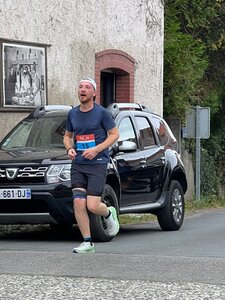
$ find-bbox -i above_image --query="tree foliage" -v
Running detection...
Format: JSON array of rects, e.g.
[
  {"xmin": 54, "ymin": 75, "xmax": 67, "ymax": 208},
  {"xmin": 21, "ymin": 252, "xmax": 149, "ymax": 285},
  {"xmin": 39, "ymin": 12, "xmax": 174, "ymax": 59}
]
[
  {"xmin": 164, "ymin": 0, "xmax": 225, "ymax": 119},
  {"xmin": 164, "ymin": 0, "xmax": 225, "ymax": 193},
  {"xmin": 164, "ymin": 16, "xmax": 208, "ymax": 117}
]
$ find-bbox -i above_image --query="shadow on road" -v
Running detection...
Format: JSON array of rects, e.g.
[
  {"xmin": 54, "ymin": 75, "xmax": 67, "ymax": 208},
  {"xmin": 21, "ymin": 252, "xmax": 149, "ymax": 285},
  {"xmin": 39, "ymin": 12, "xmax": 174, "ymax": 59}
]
[
  {"xmin": 0, "ymin": 224, "xmax": 81, "ymax": 241},
  {"xmin": 0, "ymin": 220, "xmax": 162, "ymax": 242}
]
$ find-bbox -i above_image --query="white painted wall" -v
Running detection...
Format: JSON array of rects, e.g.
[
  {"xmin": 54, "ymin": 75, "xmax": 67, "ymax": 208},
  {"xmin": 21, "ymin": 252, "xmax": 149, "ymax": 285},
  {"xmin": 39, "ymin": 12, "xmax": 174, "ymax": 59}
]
[{"xmin": 0, "ymin": 0, "xmax": 164, "ymax": 139}]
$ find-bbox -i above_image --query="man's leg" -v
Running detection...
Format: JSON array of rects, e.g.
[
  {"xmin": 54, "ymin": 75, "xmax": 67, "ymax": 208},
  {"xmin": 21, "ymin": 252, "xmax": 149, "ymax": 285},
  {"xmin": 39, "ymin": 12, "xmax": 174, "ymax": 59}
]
[
  {"xmin": 87, "ymin": 195, "xmax": 120, "ymax": 237},
  {"xmin": 72, "ymin": 188, "xmax": 95, "ymax": 253},
  {"xmin": 73, "ymin": 189, "xmax": 91, "ymax": 238},
  {"xmin": 86, "ymin": 195, "xmax": 108, "ymax": 216},
  {"xmin": 86, "ymin": 163, "xmax": 109, "ymax": 216}
]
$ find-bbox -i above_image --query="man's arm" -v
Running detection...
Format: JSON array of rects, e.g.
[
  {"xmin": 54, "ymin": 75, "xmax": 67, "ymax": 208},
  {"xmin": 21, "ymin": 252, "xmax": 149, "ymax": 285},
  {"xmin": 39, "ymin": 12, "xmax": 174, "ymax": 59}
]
[
  {"xmin": 63, "ymin": 130, "xmax": 76, "ymax": 160},
  {"xmin": 82, "ymin": 127, "xmax": 119, "ymax": 160},
  {"xmin": 96, "ymin": 127, "xmax": 119, "ymax": 153}
]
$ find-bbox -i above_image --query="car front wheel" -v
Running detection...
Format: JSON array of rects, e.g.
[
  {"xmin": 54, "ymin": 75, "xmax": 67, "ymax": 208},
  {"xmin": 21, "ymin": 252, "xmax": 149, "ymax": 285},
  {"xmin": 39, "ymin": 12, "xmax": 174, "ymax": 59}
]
[
  {"xmin": 157, "ymin": 180, "xmax": 185, "ymax": 231},
  {"xmin": 89, "ymin": 184, "xmax": 119, "ymax": 242}
]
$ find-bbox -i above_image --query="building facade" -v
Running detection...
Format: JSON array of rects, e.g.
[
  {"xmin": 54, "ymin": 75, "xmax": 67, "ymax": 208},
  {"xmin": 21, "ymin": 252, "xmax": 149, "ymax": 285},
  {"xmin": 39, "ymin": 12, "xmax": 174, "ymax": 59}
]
[{"xmin": 0, "ymin": 0, "xmax": 164, "ymax": 140}]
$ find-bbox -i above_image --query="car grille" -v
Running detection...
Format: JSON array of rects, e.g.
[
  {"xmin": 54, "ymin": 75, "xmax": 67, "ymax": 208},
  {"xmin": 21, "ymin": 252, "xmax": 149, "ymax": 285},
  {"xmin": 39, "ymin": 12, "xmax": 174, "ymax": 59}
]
[{"xmin": 0, "ymin": 166, "xmax": 48, "ymax": 184}]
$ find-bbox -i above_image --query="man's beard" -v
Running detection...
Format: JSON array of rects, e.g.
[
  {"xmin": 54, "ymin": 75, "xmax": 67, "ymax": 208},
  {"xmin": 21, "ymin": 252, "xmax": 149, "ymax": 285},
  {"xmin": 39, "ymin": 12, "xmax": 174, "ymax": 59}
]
[{"xmin": 79, "ymin": 95, "xmax": 93, "ymax": 103}]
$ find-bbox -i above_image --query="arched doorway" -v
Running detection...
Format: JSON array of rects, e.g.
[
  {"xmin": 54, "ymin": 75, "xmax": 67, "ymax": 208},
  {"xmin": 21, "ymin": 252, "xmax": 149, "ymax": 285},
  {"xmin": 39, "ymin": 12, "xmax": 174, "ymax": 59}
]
[{"xmin": 95, "ymin": 49, "xmax": 135, "ymax": 107}]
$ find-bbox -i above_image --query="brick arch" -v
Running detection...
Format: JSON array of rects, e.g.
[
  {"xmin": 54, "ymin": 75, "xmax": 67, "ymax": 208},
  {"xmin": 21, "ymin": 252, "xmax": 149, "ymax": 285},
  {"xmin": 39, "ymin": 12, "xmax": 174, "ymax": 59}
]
[{"xmin": 95, "ymin": 49, "xmax": 135, "ymax": 104}]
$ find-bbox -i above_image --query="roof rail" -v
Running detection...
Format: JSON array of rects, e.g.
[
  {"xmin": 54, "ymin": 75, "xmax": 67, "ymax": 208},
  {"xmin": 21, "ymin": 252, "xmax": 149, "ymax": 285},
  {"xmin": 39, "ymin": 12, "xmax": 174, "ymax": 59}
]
[
  {"xmin": 29, "ymin": 105, "xmax": 73, "ymax": 118},
  {"xmin": 107, "ymin": 102, "xmax": 152, "ymax": 117}
]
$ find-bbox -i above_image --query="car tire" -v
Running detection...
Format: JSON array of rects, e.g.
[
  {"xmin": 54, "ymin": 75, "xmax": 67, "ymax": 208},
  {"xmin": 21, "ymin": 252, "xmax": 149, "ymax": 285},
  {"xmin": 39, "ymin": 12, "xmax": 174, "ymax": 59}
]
[
  {"xmin": 89, "ymin": 184, "xmax": 119, "ymax": 242},
  {"xmin": 157, "ymin": 180, "xmax": 185, "ymax": 231}
]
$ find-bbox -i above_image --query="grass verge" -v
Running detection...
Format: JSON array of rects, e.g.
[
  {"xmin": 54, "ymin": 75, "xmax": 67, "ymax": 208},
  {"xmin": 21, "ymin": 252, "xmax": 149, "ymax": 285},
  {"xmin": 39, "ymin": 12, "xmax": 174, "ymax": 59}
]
[
  {"xmin": 119, "ymin": 214, "xmax": 156, "ymax": 225},
  {"xmin": 186, "ymin": 196, "xmax": 225, "ymax": 211}
]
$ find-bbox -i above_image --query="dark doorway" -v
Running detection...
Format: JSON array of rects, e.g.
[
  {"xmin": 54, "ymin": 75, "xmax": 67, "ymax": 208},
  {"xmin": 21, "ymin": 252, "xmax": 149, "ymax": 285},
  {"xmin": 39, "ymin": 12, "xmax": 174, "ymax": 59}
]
[{"xmin": 101, "ymin": 71, "xmax": 115, "ymax": 107}]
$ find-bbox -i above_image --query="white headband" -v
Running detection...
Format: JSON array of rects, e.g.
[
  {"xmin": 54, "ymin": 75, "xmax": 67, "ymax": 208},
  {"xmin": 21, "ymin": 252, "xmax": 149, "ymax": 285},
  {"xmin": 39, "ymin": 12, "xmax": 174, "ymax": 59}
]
[{"xmin": 79, "ymin": 77, "xmax": 97, "ymax": 90}]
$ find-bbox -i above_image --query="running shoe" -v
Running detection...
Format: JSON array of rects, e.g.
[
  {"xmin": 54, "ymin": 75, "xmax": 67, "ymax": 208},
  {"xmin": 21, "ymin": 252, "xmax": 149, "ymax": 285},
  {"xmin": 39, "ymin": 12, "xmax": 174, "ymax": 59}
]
[
  {"xmin": 72, "ymin": 242, "xmax": 95, "ymax": 253},
  {"xmin": 105, "ymin": 206, "xmax": 120, "ymax": 236}
]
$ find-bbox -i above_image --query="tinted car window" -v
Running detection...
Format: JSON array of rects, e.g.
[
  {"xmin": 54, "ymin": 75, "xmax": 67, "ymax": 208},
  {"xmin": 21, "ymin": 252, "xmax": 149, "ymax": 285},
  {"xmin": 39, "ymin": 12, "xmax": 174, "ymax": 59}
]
[
  {"xmin": 135, "ymin": 116, "xmax": 155, "ymax": 148},
  {"xmin": 151, "ymin": 116, "xmax": 176, "ymax": 148},
  {"xmin": 118, "ymin": 117, "xmax": 137, "ymax": 144},
  {"xmin": 1, "ymin": 119, "xmax": 34, "ymax": 149},
  {"xmin": 1, "ymin": 116, "xmax": 66, "ymax": 150}
]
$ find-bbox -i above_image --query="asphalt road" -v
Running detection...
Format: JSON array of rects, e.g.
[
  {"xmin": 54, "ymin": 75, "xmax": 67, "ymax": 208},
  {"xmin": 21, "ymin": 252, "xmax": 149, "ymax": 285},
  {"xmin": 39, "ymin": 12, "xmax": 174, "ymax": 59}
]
[{"xmin": 1, "ymin": 208, "xmax": 225, "ymax": 299}]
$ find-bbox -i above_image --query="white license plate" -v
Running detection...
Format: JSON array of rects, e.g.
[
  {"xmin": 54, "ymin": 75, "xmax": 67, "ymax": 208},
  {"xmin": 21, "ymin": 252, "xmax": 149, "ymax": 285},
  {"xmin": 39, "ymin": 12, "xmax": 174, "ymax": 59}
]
[{"xmin": 0, "ymin": 189, "xmax": 31, "ymax": 199}]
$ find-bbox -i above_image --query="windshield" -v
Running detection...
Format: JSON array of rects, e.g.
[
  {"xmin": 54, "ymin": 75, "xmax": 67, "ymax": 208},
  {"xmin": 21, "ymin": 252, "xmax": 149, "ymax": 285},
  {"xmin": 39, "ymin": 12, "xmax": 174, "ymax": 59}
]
[{"xmin": 0, "ymin": 115, "xmax": 67, "ymax": 151}]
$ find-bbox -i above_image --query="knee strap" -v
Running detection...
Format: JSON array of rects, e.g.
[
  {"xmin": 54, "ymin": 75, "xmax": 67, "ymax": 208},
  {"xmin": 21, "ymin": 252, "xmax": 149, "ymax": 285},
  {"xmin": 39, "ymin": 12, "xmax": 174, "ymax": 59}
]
[{"xmin": 72, "ymin": 188, "xmax": 87, "ymax": 200}]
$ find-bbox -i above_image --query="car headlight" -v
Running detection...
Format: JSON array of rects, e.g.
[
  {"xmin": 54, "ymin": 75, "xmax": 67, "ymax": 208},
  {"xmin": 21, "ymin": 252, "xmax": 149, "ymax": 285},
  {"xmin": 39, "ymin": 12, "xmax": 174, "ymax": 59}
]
[{"xmin": 47, "ymin": 164, "xmax": 71, "ymax": 183}]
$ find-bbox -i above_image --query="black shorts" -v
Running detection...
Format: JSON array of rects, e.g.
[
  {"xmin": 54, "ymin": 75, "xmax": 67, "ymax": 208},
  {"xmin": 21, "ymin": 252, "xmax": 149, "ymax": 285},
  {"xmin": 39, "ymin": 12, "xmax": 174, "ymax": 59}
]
[{"xmin": 71, "ymin": 163, "xmax": 107, "ymax": 196}]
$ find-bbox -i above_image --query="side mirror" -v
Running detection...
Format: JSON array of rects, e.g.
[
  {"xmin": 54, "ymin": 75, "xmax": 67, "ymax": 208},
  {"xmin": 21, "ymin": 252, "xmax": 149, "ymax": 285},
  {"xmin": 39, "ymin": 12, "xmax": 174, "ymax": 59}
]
[{"xmin": 118, "ymin": 141, "xmax": 137, "ymax": 152}]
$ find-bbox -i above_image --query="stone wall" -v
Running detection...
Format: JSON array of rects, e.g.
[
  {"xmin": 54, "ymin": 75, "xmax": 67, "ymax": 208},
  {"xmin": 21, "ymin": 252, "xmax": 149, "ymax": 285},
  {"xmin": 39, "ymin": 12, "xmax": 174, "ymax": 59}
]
[
  {"xmin": 182, "ymin": 149, "xmax": 195, "ymax": 200},
  {"xmin": 0, "ymin": 0, "xmax": 163, "ymax": 140},
  {"xmin": 166, "ymin": 117, "xmax": 195, "ymax": 200}
]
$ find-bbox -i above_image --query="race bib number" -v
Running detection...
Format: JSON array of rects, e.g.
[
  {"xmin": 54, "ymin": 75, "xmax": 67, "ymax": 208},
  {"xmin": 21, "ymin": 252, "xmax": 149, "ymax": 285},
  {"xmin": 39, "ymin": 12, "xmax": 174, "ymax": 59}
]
[{"xmin": 76, "ymin": 134, "xmax": 96, "ymax": 151}]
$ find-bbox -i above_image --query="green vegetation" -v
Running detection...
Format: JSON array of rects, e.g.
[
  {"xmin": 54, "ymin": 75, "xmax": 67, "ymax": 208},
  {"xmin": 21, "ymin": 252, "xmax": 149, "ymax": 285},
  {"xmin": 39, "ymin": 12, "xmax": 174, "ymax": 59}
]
[
  {"xmin": 164, "ymin": 0, "xmax": 225, "ymax": 196},
  {"xmin": 119, "ymin": 214, "xmax": 156, "ymax": 225},
  {"xmin": 186, "ymin": 196, "xmax": 225, "ymax": 211},
  {"xmin": 164, "ymin": 0, "xmax": 225, "ymax": 118}
]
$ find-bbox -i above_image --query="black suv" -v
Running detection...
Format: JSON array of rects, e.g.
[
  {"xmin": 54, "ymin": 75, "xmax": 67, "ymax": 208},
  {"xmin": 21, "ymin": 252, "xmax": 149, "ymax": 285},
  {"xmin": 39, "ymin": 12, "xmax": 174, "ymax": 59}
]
[{"xmin": 0, "ymin": 103, "xmax": 187, "ymax": 241}]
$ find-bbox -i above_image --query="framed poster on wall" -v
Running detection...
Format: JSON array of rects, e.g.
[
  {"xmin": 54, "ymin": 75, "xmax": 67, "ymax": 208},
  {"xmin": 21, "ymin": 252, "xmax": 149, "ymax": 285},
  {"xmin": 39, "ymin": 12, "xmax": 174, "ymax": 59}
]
[{"xmin": 0, "ymin": 40, "xmax": 48, "ymax": 111}]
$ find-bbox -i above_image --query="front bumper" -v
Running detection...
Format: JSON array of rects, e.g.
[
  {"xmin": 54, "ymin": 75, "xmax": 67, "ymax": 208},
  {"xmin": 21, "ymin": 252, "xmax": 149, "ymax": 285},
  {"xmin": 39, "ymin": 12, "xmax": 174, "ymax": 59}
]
[{"xmin": 0, "ymin": 182, "xmax": 75, "ymax": 225}]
